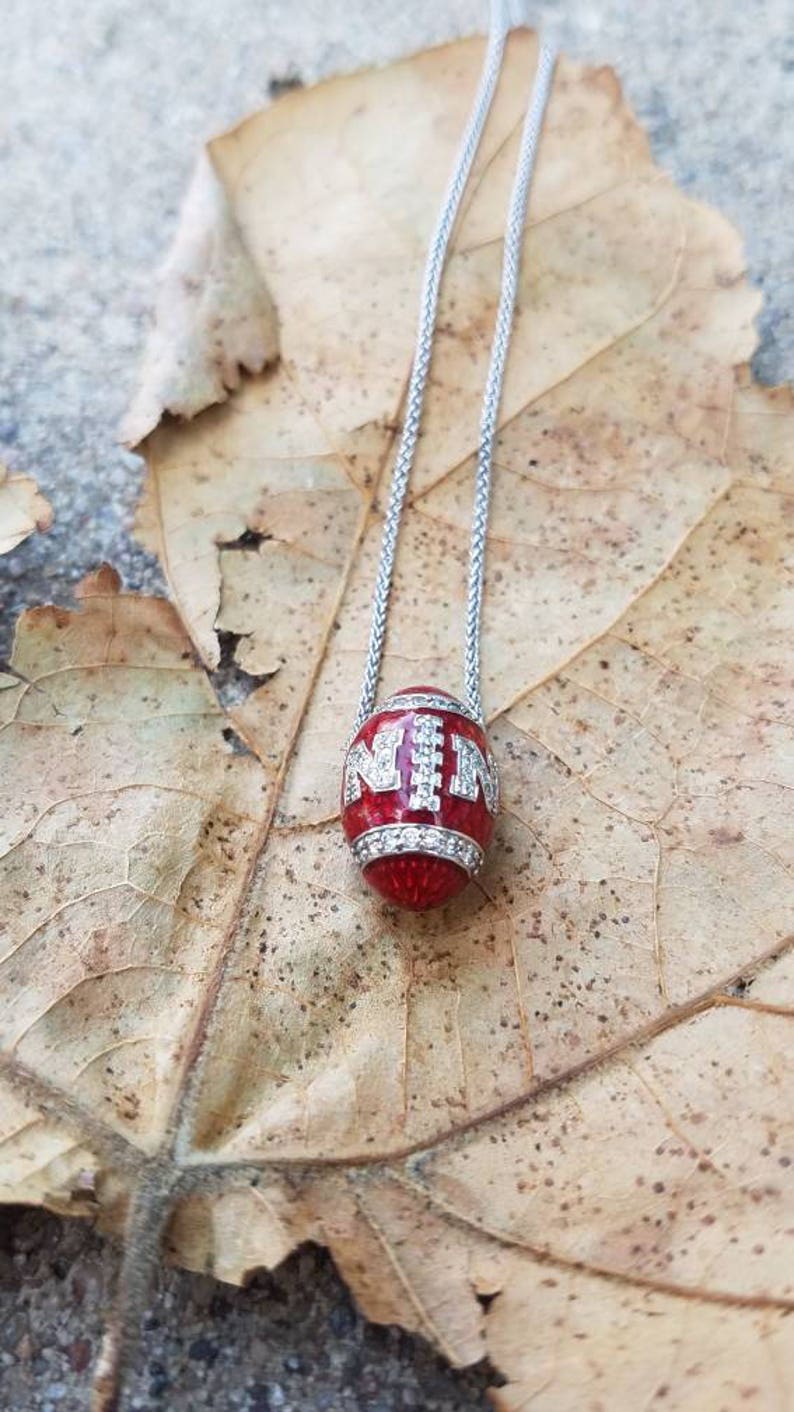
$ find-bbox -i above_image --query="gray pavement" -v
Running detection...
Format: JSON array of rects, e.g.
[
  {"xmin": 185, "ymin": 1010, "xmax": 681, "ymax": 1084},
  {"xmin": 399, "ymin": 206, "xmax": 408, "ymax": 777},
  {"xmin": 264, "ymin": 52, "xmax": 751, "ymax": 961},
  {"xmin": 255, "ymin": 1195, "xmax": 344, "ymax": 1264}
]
[{"xmin": 1, "ymin": 1, "xmax": 792, "ymax": 1407}]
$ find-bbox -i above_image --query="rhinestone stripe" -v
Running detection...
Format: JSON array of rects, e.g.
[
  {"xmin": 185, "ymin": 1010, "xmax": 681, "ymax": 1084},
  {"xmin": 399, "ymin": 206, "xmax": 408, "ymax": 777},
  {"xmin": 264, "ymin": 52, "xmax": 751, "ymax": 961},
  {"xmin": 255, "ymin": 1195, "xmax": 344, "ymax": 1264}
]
[
  {"xmin": 408, "ymin": 714, "xmax": 444, "ymax": 810},
  {"xmin": 368, "ymin": 691, "xmax": 482, "ymax": 725},
  {"xmin": 350, "ymin": 823, "xmax": 484, "ymax": 878}
]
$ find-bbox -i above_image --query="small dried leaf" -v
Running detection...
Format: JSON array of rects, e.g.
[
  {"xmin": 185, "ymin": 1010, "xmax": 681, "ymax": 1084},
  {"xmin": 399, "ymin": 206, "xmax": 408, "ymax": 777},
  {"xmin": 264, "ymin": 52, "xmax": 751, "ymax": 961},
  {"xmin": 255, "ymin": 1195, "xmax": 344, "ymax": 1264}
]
[
  {"xmin": 122, "ymin": 151, "xmax": 279, "ymax": 447},
  {"xmin": 0, "ymin": 462, "xmax": 52, "ymax": 554}
]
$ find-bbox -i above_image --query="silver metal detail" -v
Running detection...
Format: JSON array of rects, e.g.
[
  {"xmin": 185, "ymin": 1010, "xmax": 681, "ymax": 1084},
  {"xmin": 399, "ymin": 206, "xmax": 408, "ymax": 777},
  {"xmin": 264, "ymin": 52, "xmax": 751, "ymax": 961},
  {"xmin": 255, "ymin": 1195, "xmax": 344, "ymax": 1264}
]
[
  {"xmin": 488, "ymin": 751, "xmax": 500, "ymax": 814},
  {"xmin": 351, "ymin": 823, "xmax": 485, "ymax": 878},
  {"xmin": 344, "ymin": 726, "xmax": 404, "ymax": 805},
  {"xmin": 408, "ymin": 714, "xmax": 444, "ymax": 810},
  {"xmin": 450, "ymin": 733, "xmax": 500, "ymax": 816},
  {"xmin": 351, "ymin": 9, "xmax": 557, "ymax": 734},
  {"xmin": 463, "ymin": 42, "xmax": 556, "ymax": 721},
  {"xmin": 368, "ymin": 690, "xmax": 481, "ymax": 726}
]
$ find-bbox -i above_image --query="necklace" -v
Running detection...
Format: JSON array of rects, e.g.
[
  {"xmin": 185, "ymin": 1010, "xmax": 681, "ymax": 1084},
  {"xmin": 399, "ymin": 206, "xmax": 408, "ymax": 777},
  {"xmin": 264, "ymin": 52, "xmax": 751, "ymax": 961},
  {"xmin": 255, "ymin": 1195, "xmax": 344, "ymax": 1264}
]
[{"xmin": 341, "ymin": 11, "xmax": 556, "ymax": 911}]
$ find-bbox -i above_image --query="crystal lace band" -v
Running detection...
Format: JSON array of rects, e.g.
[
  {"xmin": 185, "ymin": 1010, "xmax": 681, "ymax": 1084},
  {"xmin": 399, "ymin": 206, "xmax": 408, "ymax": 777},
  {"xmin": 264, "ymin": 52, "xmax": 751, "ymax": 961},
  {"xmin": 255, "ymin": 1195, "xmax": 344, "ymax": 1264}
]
[
  {"xmin": 364, "ymin": 691, "xmax": 483, "ymax": 726},
  {"xmin": 350, "ymin": 822, "xmax": 485, "ymax": 878}
]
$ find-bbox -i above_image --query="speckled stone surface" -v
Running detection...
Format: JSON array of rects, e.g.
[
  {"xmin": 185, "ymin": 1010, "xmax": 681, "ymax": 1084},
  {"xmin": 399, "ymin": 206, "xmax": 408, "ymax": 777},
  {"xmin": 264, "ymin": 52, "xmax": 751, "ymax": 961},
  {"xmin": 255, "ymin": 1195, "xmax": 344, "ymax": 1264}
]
[{"xmin": 1, "ymin": 0, "xmax": 792, "ymax": 1407}]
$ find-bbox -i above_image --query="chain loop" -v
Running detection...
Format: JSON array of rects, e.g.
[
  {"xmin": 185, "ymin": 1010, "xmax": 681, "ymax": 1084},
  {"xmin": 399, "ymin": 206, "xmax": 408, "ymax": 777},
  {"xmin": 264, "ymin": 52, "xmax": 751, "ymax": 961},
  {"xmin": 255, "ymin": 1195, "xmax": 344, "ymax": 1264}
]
[
  {"xmin": 352, "ymin": 5, "xmax": 556, "ymax": 733},
  {"xmin": 463, "ymin": 42, "xmax": 556, "ymax": 719}
]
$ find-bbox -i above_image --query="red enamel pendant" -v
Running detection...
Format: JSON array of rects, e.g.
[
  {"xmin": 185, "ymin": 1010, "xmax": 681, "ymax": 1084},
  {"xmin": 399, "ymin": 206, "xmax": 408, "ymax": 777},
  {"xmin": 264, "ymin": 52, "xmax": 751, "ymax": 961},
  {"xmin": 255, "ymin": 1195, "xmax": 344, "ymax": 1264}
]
[{"xmin": 341, "ymin": 686, "xmax": 499, "ymax": 911}]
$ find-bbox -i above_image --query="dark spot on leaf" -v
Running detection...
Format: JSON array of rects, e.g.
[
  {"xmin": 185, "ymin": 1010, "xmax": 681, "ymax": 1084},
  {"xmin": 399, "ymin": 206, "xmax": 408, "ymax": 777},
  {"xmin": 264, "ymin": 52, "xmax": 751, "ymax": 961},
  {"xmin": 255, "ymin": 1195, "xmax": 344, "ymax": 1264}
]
[
  {"xmin": 218, "ymin": 527, "xmax": 271, "ymax": 552},
  {"xmin": 268, "ymin": 69, "xmax": 304, "ymax": 99}
]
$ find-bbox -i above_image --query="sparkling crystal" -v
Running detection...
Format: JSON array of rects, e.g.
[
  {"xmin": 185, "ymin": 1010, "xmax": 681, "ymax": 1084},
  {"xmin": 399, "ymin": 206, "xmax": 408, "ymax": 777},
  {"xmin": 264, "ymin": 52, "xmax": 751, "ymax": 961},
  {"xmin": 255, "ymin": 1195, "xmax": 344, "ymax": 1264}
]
[{"xmin": 342, "ymin": 684, "xmax": 497, "ymax": 911}]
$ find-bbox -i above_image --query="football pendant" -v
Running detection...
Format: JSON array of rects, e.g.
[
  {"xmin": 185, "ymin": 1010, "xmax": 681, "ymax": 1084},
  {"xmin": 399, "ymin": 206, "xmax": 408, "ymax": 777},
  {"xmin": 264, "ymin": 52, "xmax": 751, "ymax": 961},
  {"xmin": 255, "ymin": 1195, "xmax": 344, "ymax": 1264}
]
[{"xmin": 341, "ymin": 686, "xmax": 499, "ymax": 911}]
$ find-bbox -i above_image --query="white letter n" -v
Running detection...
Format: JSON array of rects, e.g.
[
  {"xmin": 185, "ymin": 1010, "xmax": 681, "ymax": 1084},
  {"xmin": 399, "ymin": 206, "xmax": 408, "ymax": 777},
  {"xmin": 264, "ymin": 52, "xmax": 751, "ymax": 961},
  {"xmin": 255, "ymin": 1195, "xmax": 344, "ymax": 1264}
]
[
  {"xmin": 450, "ymin": 733, "xmax": 499, "ymax": 815},
  {"xmin": 344, "ymin": 726, "xmax": 404, "ymax": 805}
]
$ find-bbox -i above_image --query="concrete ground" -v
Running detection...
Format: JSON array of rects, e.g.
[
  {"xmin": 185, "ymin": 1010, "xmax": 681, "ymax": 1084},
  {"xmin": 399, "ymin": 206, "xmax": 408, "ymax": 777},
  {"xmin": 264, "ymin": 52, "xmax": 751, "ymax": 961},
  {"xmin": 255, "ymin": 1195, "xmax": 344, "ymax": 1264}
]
[{"xmin": 1, "ymin": 0, "xmax": 791, "ymax": 1408}]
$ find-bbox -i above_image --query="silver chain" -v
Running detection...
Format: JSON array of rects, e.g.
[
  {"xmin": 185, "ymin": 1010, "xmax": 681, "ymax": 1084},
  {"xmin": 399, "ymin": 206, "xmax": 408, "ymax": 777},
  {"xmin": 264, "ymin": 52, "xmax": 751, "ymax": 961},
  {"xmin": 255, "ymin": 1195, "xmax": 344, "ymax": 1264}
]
[
  {"xmin": 352, "ymin": 7, "xmax": 557, "ymax": 733},
  {"xmin": 463, "ymin": 39, "xmax": 556, "ymax": 720}
]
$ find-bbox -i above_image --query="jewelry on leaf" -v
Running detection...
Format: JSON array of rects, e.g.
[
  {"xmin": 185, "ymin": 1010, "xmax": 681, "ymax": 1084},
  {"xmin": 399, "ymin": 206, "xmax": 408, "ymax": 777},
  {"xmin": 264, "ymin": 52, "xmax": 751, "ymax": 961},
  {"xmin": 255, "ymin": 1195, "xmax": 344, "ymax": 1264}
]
[{"xmin": 341, "ymin": 7, "xmax": 557, "ymax": 911}]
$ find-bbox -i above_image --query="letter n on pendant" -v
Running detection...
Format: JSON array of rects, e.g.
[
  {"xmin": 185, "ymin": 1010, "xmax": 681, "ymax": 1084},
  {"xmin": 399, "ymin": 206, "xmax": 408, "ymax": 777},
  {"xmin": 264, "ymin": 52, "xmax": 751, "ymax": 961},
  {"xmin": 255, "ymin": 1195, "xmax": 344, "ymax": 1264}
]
[
  {"xmin": 450, "ymin": 732, "xmax": 500, "ymax": 815},
  {"xmin": 344, "ymin": 726, "xmax": 404, "ymax": 805}
]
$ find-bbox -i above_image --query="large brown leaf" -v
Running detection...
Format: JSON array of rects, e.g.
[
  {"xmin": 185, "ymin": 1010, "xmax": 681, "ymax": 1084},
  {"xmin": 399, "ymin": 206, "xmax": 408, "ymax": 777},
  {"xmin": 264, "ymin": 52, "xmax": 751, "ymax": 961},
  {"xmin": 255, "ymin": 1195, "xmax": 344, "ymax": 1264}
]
[{"xmin": 1, "ymin": 32, "xmax": 792, "ymax": 1411}]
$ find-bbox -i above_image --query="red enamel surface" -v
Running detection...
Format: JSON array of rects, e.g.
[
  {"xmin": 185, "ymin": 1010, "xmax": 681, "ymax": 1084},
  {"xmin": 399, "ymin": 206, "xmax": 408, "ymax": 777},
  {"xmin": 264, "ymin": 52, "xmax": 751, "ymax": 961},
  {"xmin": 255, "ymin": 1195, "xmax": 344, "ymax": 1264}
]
[
  {"xmin": 364, "ymin": 855, "xmax": 470, "ymax": 911},
  {"xmin": 342, "ymin": 685, "xmax": 495, "ymax": 911}
]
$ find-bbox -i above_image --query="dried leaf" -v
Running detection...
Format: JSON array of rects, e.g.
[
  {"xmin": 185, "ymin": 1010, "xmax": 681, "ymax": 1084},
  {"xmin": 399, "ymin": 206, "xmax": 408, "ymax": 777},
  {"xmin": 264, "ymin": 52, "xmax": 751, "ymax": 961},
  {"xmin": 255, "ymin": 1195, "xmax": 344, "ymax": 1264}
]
[
  {"xmin": 121, "ymin": 152, "xmax": 279, "ymax": 446},
  {"xmin": 0, "ymin": 462, "xmax": 52, "ymax": 554},
  {"xmin": 1, "ymin": 32, "xmax": 792, "ymax": 1411}
]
